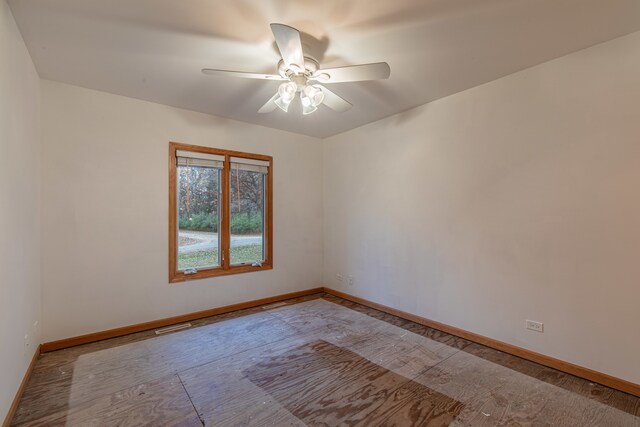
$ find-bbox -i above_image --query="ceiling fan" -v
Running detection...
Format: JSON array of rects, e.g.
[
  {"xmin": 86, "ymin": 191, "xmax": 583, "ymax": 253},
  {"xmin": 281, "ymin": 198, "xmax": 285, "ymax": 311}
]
[{"xmin": 202, "ymin": 23, "xmax": 391, "ymax": 115}]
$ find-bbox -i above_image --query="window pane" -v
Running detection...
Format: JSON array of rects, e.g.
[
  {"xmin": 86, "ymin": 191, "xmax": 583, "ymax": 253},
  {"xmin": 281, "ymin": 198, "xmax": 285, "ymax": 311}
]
[
  {"xmin": 177, "ymin": 165, "xmax": 221, "ymax": 270},
  {"xmin": 230, "ymin": 165, "xmax": 265, "ymax": 265}
]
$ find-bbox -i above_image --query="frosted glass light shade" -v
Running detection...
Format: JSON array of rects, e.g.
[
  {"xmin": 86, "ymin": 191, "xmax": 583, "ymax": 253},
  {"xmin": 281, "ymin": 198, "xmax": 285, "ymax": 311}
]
[{"xmin": 304, "ymin": 85, "xmax": 324, "ymax": 106}]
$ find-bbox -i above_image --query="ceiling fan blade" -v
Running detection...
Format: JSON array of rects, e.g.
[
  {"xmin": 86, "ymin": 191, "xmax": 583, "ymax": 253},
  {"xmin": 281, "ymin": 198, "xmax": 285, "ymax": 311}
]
[
  {"xmin": 202, "ymin": 69, "xmax": 285, "ymax": 80},
  {"xmin": 319, "ymin": 86, "xmax": 352, "ymax": 113},
  {"xmin": 312, "ymin": 62, "xmax": 390, "ymax": 83},
  {"xmin": 270, "ymin": 23, "xmax": 305, "ymax": 71},
  {"xmin": 258, "ymin": 93, "xmax": 279, "ymax": 114}
]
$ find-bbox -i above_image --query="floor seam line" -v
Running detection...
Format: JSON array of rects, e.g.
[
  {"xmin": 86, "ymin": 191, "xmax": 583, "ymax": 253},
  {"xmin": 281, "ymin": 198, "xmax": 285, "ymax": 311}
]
[
  {"xmin": 325, "ymin": 293, "xmax": 470, "ymax": 381},
  {"xmin": 177, "ymin": 372, "xmax": 205, "ymax": 426},
  {"xmin": 173, "ymin": 320, "xmax": 309, "ymax": 375},
  {"xmin": 407, "ymin": 345, "xmax": 463, "ymax": 384},
  {"xmin": 149, "ymin": 306, "xmax": 316, "ymax": 377}
]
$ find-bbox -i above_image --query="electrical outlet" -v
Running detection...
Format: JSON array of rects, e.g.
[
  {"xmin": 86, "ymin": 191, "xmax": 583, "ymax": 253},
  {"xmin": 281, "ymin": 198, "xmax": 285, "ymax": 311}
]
[
  {"xmin": 525, "ymin": 320, "xmax": 544, "ymax": 333},
  {"xmin": 336, "ymin": 273, "xmax": 344, "ymax": 282},
  {"xmin": 347, "ymin": 275, "xmax": 354, "ymax": 286}
]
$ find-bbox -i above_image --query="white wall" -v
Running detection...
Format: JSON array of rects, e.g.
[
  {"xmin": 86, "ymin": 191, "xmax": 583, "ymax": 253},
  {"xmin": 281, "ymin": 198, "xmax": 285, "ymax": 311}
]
[
  {"xmin": 323, "ymin": 32, "xmax": 640, "ymax": 384},
  {"xmin": 0, "ymin": 0, "xmax": 41, "ymax": 420},
  {"xmin": 40, "ymin": 80, "xmax": 323, "ymax": 342},
  {"xmin": 8, "ymin": 7, "xmax": 640, "ymax": 398}
]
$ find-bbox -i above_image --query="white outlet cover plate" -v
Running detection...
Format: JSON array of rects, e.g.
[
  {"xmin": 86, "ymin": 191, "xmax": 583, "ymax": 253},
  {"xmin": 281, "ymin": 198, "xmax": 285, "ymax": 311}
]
[{"xmin": 525, "ymin": 320, "xmax": 544, "ymax": 333}]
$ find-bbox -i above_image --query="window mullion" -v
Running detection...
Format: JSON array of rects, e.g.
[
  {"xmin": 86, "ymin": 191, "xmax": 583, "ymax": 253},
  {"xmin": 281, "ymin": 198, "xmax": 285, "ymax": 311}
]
[{"xmin": 221, "ymin": 155, "xmax": 231, "ymax": 270}]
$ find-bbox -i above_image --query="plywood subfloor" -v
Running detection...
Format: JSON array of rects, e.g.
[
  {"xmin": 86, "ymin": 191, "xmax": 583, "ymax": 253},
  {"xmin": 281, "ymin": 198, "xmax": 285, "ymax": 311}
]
[{"xmin": 10, "ymin": 294, "xmax": 640, "ymax": 426}]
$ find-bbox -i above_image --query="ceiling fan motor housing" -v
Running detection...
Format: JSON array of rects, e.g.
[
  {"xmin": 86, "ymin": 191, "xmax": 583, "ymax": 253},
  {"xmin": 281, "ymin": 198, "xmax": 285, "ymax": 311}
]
[{"xmin": 278, "ymin": 57, "xmax": 319, "ymax": 81}]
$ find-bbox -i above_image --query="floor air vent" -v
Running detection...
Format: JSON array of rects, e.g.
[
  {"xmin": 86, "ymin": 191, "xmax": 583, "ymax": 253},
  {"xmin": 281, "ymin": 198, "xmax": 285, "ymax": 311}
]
[{"xmin": 155, "ymin": 323, "xmax": 192, "ymax": 335}]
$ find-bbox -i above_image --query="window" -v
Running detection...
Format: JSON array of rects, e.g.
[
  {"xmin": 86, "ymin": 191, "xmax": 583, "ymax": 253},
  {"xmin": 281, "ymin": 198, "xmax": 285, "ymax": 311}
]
[{"xmin": 169, "ymin": 142, "xmax": 272, "ymax": 282}]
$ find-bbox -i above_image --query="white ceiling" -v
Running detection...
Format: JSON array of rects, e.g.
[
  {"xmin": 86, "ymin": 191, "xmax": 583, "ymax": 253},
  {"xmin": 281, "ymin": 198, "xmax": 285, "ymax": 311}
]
[{"xmin": 9, "ymin": 0, "xmax": 640, "ymax": 138}]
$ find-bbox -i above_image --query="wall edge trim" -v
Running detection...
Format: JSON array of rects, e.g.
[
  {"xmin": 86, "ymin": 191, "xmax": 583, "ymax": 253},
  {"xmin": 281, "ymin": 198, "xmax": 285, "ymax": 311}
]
[{"xmin": 2, "ymin": 345, "xmax": 41, "ymax": 427}]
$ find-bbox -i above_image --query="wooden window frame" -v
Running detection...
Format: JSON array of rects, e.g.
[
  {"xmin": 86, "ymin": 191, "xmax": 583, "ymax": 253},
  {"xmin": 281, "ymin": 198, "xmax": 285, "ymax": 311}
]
[{"xmin": 169, "ymin": 142, "xmax": 273, "ymax": 283}]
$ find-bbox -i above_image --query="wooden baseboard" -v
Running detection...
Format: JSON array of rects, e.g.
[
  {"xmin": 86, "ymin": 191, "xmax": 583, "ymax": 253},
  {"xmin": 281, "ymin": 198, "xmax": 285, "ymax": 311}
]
[
  {"xmin": 323, "ymin": 287, "xmax": 640, "ymax": 398},
  {"xmin": 2, "ymin": 345, "xmax": 41, "ymax": 427},
  {"xmin": 35, "ymin": 285, "xmax": 640, "ymax": 398},
  {"xmin": 41, "ymin": 288, "xmax": 324, "ymax": 353}
]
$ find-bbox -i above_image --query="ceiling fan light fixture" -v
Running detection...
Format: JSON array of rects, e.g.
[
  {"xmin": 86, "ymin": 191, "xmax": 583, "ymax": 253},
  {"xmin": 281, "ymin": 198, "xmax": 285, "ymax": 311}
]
[
  {"xmin": 274, "ymin": 81, "xmax": 297, "ymax": 112},
  {"xmin": 302, "ymin": 103, "xmax": 318, "ymax": 115},
  {"xmin": 278, "ymin": 81, "xmax": 297, "ymax": 102},
  {"xmin": 274, "ymin": 95, "xmax": 292, "ymax": 112},
  {"xmin": 300, "ymin": 84, "xmax": 325, "ymax": 115},
  {"xmin": 304, "ymin": 85, "xmax": 325, "ymax": 107},
  {"xmin": 301, "ymin": 93, "xmax": 311, "ymax": 107}
]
